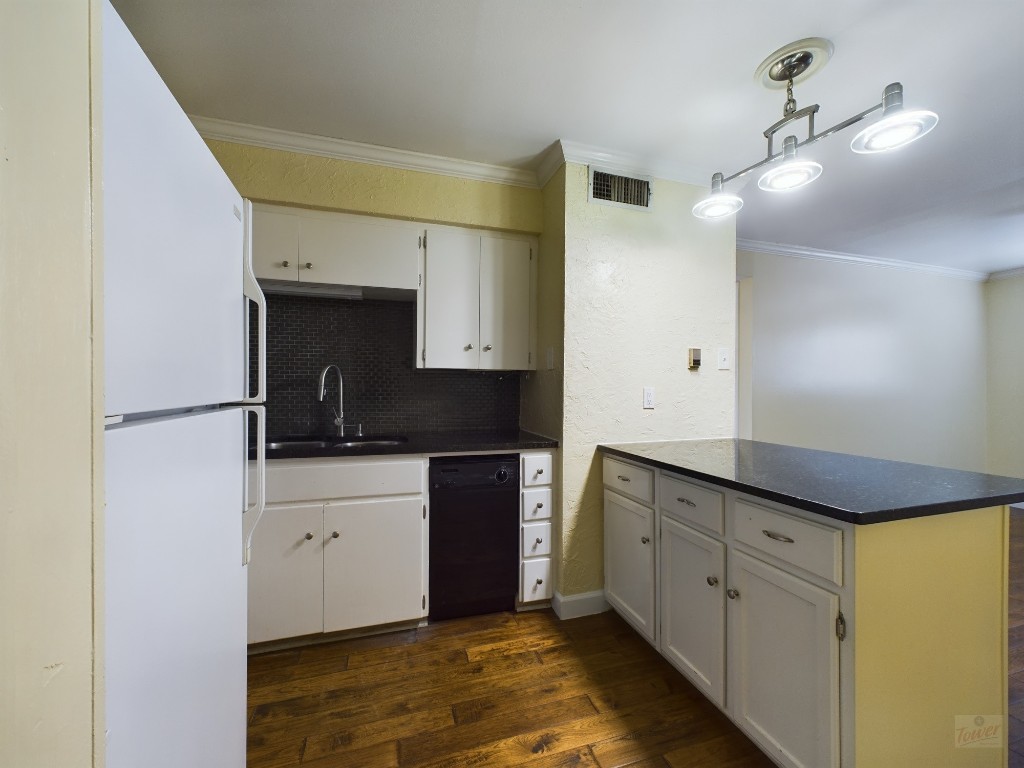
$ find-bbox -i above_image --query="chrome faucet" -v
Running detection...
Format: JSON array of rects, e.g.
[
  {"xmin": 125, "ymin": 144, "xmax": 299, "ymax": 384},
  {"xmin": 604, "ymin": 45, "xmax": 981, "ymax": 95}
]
[{"xmin": 317, "ymin": 364, "xmax": 344, "ymax": 436}]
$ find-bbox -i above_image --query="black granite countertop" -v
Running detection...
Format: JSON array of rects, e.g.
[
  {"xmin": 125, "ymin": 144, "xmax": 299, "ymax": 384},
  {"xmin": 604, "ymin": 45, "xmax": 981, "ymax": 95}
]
[
  {"xmin": 257, "ymin": 429, "xmax": 557, "ymax": 461},
  {"xmin": 598, "ymin": 439, "xmax": 1024, "ymax": 524}
]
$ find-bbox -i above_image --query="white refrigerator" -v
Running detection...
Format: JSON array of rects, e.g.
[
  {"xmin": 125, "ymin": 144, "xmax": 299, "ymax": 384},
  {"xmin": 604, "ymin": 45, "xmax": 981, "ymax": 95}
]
[{"xmin": 102, "ymin": 3, "xmax": 266, "ymax": 767}]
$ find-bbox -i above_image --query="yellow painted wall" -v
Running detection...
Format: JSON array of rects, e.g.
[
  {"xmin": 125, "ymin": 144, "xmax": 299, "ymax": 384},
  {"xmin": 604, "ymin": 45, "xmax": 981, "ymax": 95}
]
[
  {"xmin": 986, "ymin": 274, "xmax": 1024, "ymax": 479},
  {"xmin": 558, "ymin": 163, "xmax": 737, "ymax": 594},
  {"xmin": 0, "ymin": 2, "xmax": 102, "ymax": 766},
  {"xmin": 854, "ymin": 507, "xmax": 1008, "ymax": 766},
  {"xmin": 206, "ymin": 140, "xmax": 544, "ymax": 234}
]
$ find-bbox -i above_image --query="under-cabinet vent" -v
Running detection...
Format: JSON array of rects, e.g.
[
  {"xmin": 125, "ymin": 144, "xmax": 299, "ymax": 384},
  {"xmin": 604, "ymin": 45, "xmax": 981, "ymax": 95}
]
[{"xmin": 588, "ymin": 166, "xmax": 653, "ymax": 210}]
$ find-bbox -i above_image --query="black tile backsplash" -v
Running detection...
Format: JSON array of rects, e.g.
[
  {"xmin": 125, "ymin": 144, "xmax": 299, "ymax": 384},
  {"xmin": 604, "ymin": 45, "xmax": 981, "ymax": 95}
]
[{"xmin": 250, "ymin": 294, "xmax": 520, "ymax": 437}]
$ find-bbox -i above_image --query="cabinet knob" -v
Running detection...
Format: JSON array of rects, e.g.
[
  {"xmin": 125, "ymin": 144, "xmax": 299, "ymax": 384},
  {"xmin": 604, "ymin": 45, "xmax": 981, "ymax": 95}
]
[
  {"xmin": 465, "ymin": 343, "xmax": 474, "ymax": 351},
  {"xmin": 706, "ymin": 576, "xmax": 718, "ymax": 587},
  {"xmin": 536, "ymin": 578, "xmax": 544, "ymax": 585},
  {"xmin": 331, "ymin": 531, "xmax": 340, "ymax": 539},
  {"xmin": 641, "ymin": 536, "xmax": 650, "ymax": 544},
  {"xmin": 535, "ymin": 537, "xmax": 543, "ymax": 545},
  {"xmin": 281, "ymin": 260, "xmax": 290, "ymax": 268},
  {"xmin": 727, "ymin": 588, "xmax": 740, "ymax": 600},
  {"xmin": 304, "ymin": 532, "xmax": 314, "ymax": 541},
  {"xmin": 536, "ymin": 502, "xmax": 544, "ymax": 509},
  {"xmin": 483, "ymin": 344, "xmax": 493, "ymax": 351},
  {"xmin": 536, "ymin": 468, "xmax": 544, "ymax": 475},
  {"xmin": 304, "ymin": 262, "xmax": 313, "ymax": 269}
]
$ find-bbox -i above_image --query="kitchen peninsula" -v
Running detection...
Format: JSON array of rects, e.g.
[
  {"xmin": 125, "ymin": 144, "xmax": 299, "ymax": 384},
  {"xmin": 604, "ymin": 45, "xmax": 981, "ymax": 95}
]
[{"xmin": 599, "ymin": 438, "xmax": 1024, "ymax": 768}]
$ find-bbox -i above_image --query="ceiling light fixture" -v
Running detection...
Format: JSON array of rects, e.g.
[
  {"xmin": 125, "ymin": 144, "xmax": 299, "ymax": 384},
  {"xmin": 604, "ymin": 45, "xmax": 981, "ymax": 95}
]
[{"xmin": 692, "ymin": 38, "xmax": 938, "ymax": 219}]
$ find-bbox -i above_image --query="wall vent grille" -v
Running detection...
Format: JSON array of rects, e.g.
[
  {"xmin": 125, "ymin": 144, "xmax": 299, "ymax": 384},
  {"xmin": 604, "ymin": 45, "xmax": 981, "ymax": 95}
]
[{"xmin": 588, "ymin": 166, "xmax": 653, "ymax": 210}]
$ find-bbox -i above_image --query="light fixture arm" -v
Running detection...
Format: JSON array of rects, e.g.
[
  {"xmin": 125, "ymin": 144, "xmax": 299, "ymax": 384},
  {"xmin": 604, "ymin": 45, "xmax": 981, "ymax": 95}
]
[{"xmin": 718, "ymin": 86, "xmax": 894, "ymax": 186}]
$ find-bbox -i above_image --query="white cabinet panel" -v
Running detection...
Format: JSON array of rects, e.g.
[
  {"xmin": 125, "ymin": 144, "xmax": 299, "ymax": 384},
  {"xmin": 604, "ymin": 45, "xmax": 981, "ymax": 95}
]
[
  {"xmin": 323, "ymin": 497, "xmax": 425, "ymax": 632},
  {"xmin": 603, "ymin": 456, "xmax": 655, "ymax": 504},
  {"xmin": 103, "ymin": 2, "xmax": 244, "ymax": 415},
  {"xmin": 603, "ymin": 489, "xmax": 655, "ymax": 641},
  {"xmin": 479, "ymin": 236, "xmax": 531, "ymax": 370},
  {"xmin": 246, "ymin": 504, "xmax": 325, "ymax": 644},
  {"xmin": 522, "ymin": 488, "xmax": 552, "ymax": 521},
  {"xmin": 300, "ymin": 215, "xmax": 419, "ymax": 289},
  {"xmin": 660, "ymin": 516, "xmax": 726, "ymax": 707},
  {"xmin": 660, "ymin": 474, "xmax": 724, "ymax": 535},
  {"xmin": 423, "ymin": 228, "xmax": 481, "ymax": 368},
  {"xmin": 735, "ymin": 500, "xmax": 843, "ymax": 586},
  {"xmin": 522, "ymin": 522, "xmax": 552, "ymax": 557},
  {"xmin": 522, "ymin": 453, "xmax": 553, "ymax": 487},
  {"xmin": 729, "ymin": 550, "xmax": 839, "ymax": 768},
  {"xmin": 252, "ymin": 207, "xmax": 300, "ymax": 281},
  {"xmin": 521, "ymin": 558, "xmax": 553, "ymax": 601},
  {"xmin": 265, "ymin": 459, "xmax": 424, "ymax": 504}
]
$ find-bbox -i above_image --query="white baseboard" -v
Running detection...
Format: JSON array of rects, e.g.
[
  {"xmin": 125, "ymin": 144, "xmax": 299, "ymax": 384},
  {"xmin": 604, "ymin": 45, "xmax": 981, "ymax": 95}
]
[{"xmin": 552, "ymin": 590, "xmax": 608, "ymax": 620}]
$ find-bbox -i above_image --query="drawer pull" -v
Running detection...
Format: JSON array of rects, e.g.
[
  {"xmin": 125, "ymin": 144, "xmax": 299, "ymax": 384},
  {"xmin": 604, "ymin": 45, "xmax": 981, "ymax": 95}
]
[
  {"xmin": 483, "ymin": 344, "xmax": 493, "ymax": 351},
  {"xmin": 762, "ymin": 529, "xmax": 795, "ymax": 544},
  {"xmin": 331, "ymin": 531, "xmax": 340, "ymax": 539},
  {"xmin": 727, "ymin": 588, "xmax": 740, "ymax": 600},
  {"xmin": 536, "ymin": 468, "xmax": 545, "ymax": 475},
  {"xmin": 535, "ymin": 537, "xmax": 544, "ymax": 544},
  {"xmin": 676, "ymin": 497, "xmax": 696, "ymax": 507},
  {"xmin": 641, "ymin": 536, "xmax": 650, "ymax": 544},
  {"xmin": 536, "ymin": 578, "xmax": 544, "ymax": 585},
  {"xmin": 536, "ymin": 502, "xmax": 544, "ymax": 509},
  {"xmin": 706, "ymin": 576, "xmax": 719, "ymax": 587},
  {"xmin": 617, "ymin": 475, "xmax": 631, "ymax": 482},
  {"xmin": 304, "ymin": 262, "xmax": 313, "ymax": 270},
  {"xmin": 304, "ymin": 532, "xmax": 314, "ymax": 541}
]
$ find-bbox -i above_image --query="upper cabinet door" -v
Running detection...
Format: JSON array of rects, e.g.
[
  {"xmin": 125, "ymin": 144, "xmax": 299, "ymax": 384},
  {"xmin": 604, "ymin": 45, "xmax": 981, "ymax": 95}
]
[
  {"xmin": 479, "ymin": 236, "xmax": 531, "ymax": 370},
  {"xmin": 300, "ymin": 215, "xmax": 419, "ymax": 289},
  {"xmin": 423, "ymin": 228, "xmax": 481, "ymax": 368},
  {"xmin": 252, "ymin": 208, "xmax": 299, "ymax": 281},
  {"xmin": 103, "ymin": 2, "xmax": 245, "ymax": 415}
]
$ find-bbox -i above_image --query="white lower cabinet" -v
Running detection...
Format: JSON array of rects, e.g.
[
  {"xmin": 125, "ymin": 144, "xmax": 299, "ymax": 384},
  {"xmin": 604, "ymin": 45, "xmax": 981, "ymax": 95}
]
[
  {"xmin": 520, "ymin": 452, "xmax": 554, "ymax": 603},
  {"xmin": 603, "ymin": 488, "xmax": 655, "ymax": 641},
  {"xmin": 322, "ymin": 497, "xmax": 425, "ymax": 633},
  {"xmin": 247, "ymin": 458, "xmax": 427, "ymax": 644},
  {"xmin": 659, "ymin": 515, "xmax": 725, "ymax": 707},
  {"xmin": 729, "ymin": 550, "xmax": 839, "ymax": 768}
]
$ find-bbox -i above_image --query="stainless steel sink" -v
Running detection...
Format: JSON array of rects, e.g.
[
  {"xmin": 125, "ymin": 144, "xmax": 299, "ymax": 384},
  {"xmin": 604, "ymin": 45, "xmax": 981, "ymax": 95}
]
[
  {"xmin": 332, "ymin": 436, "xmax": 407, "ymax": 448},
  {"xmin": 266, "ymin": 440, "xmax": 333, "ymax": 450}
]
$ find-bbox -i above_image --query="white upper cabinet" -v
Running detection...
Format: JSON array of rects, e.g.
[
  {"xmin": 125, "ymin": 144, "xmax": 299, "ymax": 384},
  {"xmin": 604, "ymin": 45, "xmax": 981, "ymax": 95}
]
[
  {"xmin": 251, "ymin": 204, "xmax": 419, "ymax": 290},
  {"xmin": 420, "ymin": 228, "xmax": 536, "ymax": 370}
]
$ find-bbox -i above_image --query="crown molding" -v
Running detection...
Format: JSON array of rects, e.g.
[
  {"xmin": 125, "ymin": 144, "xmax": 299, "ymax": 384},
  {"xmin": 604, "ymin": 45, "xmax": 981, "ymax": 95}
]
[
  {"xmin": 534, "ymin": 139, "xmax": 707, "ymax": 189},
  {"xmin": 737, "ymin": 239, "xmax": 989, "ymax": 282},
  {"xmin": 189, "ymin": 115, "xmax": 539, "ymax": 188},
  {"xmin": 988, "ymin": 265, "xmax": 1024, "ymax": 281}
]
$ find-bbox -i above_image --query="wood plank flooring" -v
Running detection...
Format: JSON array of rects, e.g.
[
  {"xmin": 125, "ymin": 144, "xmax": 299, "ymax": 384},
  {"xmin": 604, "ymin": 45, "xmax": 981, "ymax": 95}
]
[
  {"xmin": 247, "ymin": 609, "xmax": 773, "ymax": 767},
  {"xmin": 249, "ymin": 507, "xmax": 1024, "ymax": 767}
]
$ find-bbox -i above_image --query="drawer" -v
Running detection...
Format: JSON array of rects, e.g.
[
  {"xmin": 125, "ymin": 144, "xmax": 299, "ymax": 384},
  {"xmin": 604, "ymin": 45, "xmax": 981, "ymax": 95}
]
[
  {"xmin": 734, "ymin": 500, "xmax": 843, "ymax": 586},
  {"xmin": 521, "ymin": 558, "xmax": 552, "ymax": 602},
  {"xmin": 265, "ymin": 459, "xmax": 424, "ymax": 503},
  {"xmin": 660, "ymin": 474, "xmax": 724, "ymax": 535},
  {"xmin": 522, "ymin": 522, "xmax": 552, "ymax": 557},
  {"xmin": 603, "ymin": 456, "xmax": 654, "ymax": 505},
  {"xmin": 522, "ymin": 454, "xmax": 553, "ymax": 487},
  {"xmin": 522, "ymin": 488, "xmax": 552, "ymax": 521}
]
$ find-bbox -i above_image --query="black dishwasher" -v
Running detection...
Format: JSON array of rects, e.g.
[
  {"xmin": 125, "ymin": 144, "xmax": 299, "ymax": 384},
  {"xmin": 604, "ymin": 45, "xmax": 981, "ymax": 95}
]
[{"xmin": 428, "ymin": 454, "xmax": 520, "ymax": 621}]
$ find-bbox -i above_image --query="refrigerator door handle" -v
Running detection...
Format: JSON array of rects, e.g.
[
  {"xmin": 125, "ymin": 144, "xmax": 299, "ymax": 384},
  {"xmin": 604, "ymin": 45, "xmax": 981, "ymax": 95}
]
[
  {"xmin": 241, "ymin": 200, "xmax": 266, "ymax": 405},
  {"xmin": 241, "ymin": 404, "xmax": 265, "ymax": 565}
]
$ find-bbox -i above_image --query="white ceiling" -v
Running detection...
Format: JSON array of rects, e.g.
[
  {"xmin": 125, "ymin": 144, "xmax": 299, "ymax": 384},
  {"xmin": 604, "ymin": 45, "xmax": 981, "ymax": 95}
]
[{"xmin": 112, "ymin": 0, "xmax": 1024, "ymax": 275}]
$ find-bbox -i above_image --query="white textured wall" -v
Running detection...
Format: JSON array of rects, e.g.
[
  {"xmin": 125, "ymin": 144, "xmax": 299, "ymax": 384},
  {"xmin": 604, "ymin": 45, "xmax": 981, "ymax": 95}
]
[
  {"xmin": 559, "ymin": 164, "xmax": 737, "ymax": 594},
  {"xmin": 738, "ymin": 250, "xmax": 988, "ymax": 472},
  {"xmin": 986, "ymin": 273, "xmax": 1024, "ymax": 478},
  {"xmin": 0, "ymin": 2, "xmax": 101, "ymax": 766}
]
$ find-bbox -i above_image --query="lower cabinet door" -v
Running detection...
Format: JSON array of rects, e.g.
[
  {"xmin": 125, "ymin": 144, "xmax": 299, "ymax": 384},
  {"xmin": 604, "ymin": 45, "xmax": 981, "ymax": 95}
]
[
  {"xmin": 247, "ymin": 503, "xmax": 325, "ymax": 644},
  {"xmin": 728, "ymin": 550, "xmax": 840, "ymax": 768},
  {"xmin": 323, "ymin": 497, "xmax": 425, "ymax": 632},
  {"xmin": 603, "ymin": 489, "xmax": 655, "ymax": 641},
  {"xmin": 660, "ymin": 516, "xmax": 726, "ymax": 707}
]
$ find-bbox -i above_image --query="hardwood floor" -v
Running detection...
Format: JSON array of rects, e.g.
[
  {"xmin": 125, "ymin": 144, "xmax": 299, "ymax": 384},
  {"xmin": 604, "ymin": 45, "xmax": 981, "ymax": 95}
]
[
  {"xmin": 247, "ymin": 609, "xmax": 773, "ymax": 767},
  {"xmin": 249, "ymin": 507, "xmax": 1024, "ymax": 767}
]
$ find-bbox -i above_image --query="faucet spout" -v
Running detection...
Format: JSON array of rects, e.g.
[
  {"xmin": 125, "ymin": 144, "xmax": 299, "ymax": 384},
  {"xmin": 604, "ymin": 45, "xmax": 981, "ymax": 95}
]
[{"xmin": 317, "ymin": 364, "xmax": 344, "ymax": 436}]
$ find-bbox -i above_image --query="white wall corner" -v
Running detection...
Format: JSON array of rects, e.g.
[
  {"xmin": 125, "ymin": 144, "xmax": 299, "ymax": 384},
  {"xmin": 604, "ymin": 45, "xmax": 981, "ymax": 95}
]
[
  {"xmin": 988, "ymin": 265, "xmax": 1024, "ymax": 281},
  {"xmin": 738, "ymin": 239, "xmax": 989, "ymax": 282},
  {"xmin": 552, "ymin": 589, "xmax": 609, "ymax": 620}
]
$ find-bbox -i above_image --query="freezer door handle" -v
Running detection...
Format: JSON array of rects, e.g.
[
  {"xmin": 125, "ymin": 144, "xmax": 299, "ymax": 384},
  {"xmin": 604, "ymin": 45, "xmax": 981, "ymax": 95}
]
[
  {"xmin": 241, "ymin": 200, "xmax": 266, "ymax": 405},
  {"xmin": 242, "ymin": 405, "xmax": 266, "ymax": 565}
]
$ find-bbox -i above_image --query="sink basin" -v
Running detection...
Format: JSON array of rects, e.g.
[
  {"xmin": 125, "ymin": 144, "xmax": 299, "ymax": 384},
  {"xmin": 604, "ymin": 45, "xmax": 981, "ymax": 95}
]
[
  {"xmin": 266, "ymin": 440, "xmax": 333, "ymax": 450},
  {"xmin": 332, "ymin": 436, "xmax": 408, "ymax": 448}
]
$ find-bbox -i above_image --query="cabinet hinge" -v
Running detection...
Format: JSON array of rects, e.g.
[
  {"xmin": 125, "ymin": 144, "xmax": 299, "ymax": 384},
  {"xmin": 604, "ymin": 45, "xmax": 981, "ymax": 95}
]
[
  {"xmin": 423, "ymin": 232, "xmax": 427, "ymax": 248},
  {"xmin": 418, "ymin": 273, "xmax": 422, "ymax": 287},
  {"xmin": 421, "ymin": 348, "xmax": 426, "ymax": 362},
  {"xmin": 422, "ymin": 595, "xmax": 426, "ymax": 610},
  {"xmin": 418, "ymin": 235, "xmax": 422, "ymax": 249},
  {"xmin": 836, "ymin": 611, "xmax": 847, "ymax": 641},
  {"xmin": 422, "ymin": 504, "xmax": 426, "ymax": 519}
]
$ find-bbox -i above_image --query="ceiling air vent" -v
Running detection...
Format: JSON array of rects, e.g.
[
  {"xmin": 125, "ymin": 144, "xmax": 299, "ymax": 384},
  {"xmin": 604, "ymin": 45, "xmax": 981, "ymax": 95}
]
[{"xmin": 588, "ymin": 166, "xmax": 653, "ymax": 211}]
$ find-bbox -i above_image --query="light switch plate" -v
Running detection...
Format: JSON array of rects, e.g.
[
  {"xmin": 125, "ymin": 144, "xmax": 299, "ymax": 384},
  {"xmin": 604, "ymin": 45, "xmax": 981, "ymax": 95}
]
[{"xmin": 717, "ymin": 347, "xmax": 733, "ymax": 370}]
